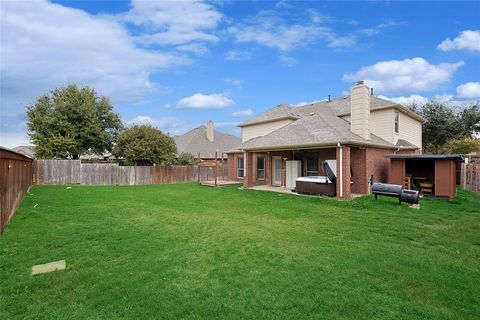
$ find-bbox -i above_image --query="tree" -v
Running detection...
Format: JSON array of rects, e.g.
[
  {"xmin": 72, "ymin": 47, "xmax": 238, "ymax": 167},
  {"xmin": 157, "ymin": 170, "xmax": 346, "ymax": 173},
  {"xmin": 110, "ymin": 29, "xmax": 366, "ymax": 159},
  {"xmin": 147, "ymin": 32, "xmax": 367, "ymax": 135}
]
[
  {"xmin": 440, "ymin": 137, "xmax": 480, "ymax": 155},
  {"xmin": 175, "ymin": 152, "xmax": 197, "ymax": 165},
  {"xmin": 113, "ymin": 125, "xmax": 177, "ymax": 165},
  {"xmin": 26, "ymin": 84, "xmax": 123, "ymax": 159},
  {"xmin": 410, "ymin": 101, "xmax": 480, "ymax": 153}
]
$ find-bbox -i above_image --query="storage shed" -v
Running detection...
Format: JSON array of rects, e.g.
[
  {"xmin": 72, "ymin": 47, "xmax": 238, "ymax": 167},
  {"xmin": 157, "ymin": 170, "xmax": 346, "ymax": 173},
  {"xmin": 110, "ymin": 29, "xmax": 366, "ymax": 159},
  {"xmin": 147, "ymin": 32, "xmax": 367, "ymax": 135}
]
[{"xmin": 385, "ymin": 154, "xmax": 464, "ymax": 199}]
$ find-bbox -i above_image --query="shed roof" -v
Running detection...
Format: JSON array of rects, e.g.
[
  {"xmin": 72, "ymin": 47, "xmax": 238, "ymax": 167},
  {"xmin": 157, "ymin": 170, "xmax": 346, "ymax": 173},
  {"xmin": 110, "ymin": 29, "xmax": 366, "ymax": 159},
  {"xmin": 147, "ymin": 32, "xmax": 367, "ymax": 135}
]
[
  {"xmin": 0, "ymin": 146, "xmax": 34, "ymax": 161},
  {"xmin": 385, "ymin": 154, "xmax": 464, "ymax": 160}
]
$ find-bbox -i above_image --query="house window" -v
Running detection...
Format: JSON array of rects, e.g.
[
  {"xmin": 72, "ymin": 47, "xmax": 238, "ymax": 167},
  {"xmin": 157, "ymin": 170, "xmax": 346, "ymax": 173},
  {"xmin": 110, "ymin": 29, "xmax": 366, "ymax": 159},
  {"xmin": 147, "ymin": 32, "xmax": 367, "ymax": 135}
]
[
  {"xmin": 237, "ymin": 157, "xmax": 244, "ymax": 178},
  {"xmin": 256, "ymin": 157, "xmax": 265, "ymax": 180},
  {"xmin": 306, "ymin": 152, "xmax": 319, "ymax": 176},
  {"xmin": 394, "ymin": 111, "xmax": 399, "ymax": 133}
]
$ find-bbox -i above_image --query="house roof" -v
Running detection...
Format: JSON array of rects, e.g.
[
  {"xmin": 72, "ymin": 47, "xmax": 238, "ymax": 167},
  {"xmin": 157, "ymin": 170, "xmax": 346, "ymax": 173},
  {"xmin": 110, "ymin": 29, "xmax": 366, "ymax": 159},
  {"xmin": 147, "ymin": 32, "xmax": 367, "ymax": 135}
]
[
  {"xmin": 396, "ymin": 139, "xmax": 418, "ymax": 149},
  {"xmin": 240, "ymin": 108, "xmax": 397, "ymax": 151},
  {"xmin": 174, "ymin": 125, "xmax": 241, "ymax": 158},
  {"xmin": 238, "ymin": 104, "xmax": 299, "ymax": 127},
  {"xmin": 239, "ymin": 95, "xmax": 424, "ymax": 128},
  {"xmin": 12, "ymin": 145, "xmax": 35, "ymax": 158}
]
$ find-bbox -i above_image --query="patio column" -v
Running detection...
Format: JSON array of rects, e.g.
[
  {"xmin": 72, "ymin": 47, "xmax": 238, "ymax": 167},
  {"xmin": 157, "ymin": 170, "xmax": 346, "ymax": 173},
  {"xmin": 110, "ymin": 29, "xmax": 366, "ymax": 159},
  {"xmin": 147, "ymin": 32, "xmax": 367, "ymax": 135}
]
[
  {"xmin": 336, "ymin": 145, "xmax": 351, "ymax": 199},
  {"xmin": 244, "ymin": 151, "xmax": 254, "ymax": 188}
]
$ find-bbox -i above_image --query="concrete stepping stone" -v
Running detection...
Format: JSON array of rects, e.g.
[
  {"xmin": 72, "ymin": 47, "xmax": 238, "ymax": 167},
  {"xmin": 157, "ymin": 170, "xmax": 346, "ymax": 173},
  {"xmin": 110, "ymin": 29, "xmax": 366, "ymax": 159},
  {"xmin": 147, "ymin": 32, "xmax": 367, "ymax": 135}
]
[{"xmin": 32, "ymin": 260, "xmax": 66, "ymax": 275}]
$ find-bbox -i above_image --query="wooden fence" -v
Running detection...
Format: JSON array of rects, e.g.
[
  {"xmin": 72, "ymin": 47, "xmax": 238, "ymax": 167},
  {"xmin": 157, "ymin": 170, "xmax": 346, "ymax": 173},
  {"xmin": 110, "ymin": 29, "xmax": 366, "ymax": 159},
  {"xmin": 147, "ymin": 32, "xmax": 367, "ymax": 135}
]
[
  {"xmin": 34, "ymin": 160, "xmax": 227, "ymax": 185},
  {"xmin": 0, "ymin": 148, "xmax": 34, "ymax": 234},
  {"xmin": 461, "ymin": 163, "xmax": 480, "ymax": 192}
]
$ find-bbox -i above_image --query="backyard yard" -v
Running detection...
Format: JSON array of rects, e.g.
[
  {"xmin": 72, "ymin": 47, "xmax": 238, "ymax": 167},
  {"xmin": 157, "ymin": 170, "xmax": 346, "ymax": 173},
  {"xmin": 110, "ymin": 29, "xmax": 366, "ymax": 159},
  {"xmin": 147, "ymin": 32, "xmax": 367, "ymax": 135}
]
[{"xmin": 1, "ymin": 183, "xmax": 479, "ymax": 319}]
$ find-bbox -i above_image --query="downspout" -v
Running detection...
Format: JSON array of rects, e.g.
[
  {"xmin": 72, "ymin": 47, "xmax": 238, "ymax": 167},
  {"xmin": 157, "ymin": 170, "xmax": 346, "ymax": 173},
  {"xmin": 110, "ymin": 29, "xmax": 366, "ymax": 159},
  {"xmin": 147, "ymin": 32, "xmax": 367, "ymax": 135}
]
[
  {"xmin": 393, "ymin": 147, "xmax": 400, "ymax": 155},
  {"xmin": 337, "ymin": 142, "xmax": 343, "ymax": 198}
]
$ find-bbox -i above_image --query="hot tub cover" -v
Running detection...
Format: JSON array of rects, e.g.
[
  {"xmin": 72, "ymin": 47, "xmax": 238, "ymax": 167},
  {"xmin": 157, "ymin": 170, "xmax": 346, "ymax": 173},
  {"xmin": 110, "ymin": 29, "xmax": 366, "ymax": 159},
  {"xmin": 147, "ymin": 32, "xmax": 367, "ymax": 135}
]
[{"xmin": 296, "ymin": 176, "xmax": 332, "ymax": 183}]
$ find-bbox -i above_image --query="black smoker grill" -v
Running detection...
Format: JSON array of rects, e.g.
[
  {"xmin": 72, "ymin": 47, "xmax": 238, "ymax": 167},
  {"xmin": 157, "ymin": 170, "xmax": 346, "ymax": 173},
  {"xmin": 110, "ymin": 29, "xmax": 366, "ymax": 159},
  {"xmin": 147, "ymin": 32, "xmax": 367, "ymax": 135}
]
[{"xmin": 371, "ymin": 182, "xmax": 419, "ymax": 205}]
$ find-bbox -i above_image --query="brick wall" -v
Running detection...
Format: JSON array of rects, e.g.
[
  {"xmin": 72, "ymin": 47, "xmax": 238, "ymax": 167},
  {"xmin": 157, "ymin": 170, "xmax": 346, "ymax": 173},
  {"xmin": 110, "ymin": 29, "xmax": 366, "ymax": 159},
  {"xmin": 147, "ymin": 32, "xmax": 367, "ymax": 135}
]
[
  {"xmin": 227, "ymin": 153, "xmax": 244, "ymax": 182},
  {"xmin": 366, "ymin": 147, "xmax": 393, "ymax": 186},
  {"xmin": 351, "ymin": 147, "xmax": 367, "ymax": 194}
]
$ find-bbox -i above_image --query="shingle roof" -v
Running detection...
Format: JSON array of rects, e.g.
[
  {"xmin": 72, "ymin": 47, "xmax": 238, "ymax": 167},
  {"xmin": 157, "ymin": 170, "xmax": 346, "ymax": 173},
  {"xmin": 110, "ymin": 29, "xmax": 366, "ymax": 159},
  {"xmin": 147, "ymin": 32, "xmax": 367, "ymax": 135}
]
[
  {"xmin": 238, "ymin": 104, "xmax": 299, "ymax": 127},
  {"xmin": 12, "ymin": 145, "xmax": 35, "ymax": 158},
  {"xmin": 396, "ymin": 139, "xmax": 419, "ymax": 149},
  {"xmin": 174, "ymin": 125, "xmax": 241, "ymax": 158},
  {"xmin": 239, "ymin": 95, "xmax": 423, "ymax": 128},
  {"xmin": 241, "ymin": 108, "xmax": 396, "ymax": 151}
]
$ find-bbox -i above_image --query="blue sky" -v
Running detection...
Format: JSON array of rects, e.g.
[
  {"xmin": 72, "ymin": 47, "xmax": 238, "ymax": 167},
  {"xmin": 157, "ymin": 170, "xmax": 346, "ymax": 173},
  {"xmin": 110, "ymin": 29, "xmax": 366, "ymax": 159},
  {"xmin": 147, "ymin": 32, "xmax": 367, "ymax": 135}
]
[{"xmin": 1, "ymin": 0, "xmax": 479, "ymax": 148}]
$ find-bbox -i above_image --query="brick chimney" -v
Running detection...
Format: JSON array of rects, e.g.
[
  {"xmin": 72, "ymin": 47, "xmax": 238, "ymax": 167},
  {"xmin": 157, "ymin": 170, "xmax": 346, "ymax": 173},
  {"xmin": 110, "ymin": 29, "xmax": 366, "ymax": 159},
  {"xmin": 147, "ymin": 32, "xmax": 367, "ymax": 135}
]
[
  {"xmin": 350, "ymin": 80, "xmax": 370, "ymax": 140},
  {"xmin": 207, "ymin": 120, "xmax": 214, "ymax": 142}
]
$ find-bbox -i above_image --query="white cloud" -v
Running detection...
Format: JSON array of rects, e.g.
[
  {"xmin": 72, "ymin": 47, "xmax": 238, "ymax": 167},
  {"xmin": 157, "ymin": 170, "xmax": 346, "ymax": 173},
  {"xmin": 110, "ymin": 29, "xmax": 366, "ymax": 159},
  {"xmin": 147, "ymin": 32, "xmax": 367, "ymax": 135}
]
[
  {"xmin": 164, "ymin": 103, "xmax": 171, "ymax": 109},
  {"xmin": 177, "ymin": 43, "xmax": 209, "ymax": 55},
  {"xmin": 176, "ymin": 93, "xmax": 234, "ymax": 109},
  {"xmin": 379, "ymin": 93, "xmax": 475, "ymax": 108},
  {"xmin": 123, "ymin": 0, "xmax": 222, "ymax": 46},
  {"xmin": 359, "ymin": 20, "xmax": 406, "ymax": 36},
  {"xmin": 232, "ymin": 109, "xmax": 253, "ymax": 117},
  {"xmin": 378, "ymin": 94, "xmax": 429, "ymax": 106},
  {"xmin": 127, "ymin": 116, "xmax": 156, "ymax": 126},
  {"xmin": 456, "ymin": 82, "xmax": 480, "ymax": 99},
  {"xmin": 224, "ymin": 78, "xmax": 243, "ymax": 87},
  {"xmin": 225, "ymin": 50, "xmax": 252, "ymax": 61},
  {"xmin": 0, "ymin": 0, "xmax": 187, "ymax": 109},
  {"xmin": 126, "ymin": 116, "xmax": 192, "ymax": 136},
  {"xmin": 438, "ymin": 30, "xmax": 480, "ymax": 52},
  {"xmin": 343, "ymin": 57, "xmax": 464, "ymax": 94},
  {"xmin": 227, "ymin": 10, "xmax": 354, "ymax": 51},
  {"xmin": 228, "ymin": 23, "xmax": 331, "ymax": 51},
  {"xmin": 279, "ymin": 55, "xmax": 296, "ymax": 66}
]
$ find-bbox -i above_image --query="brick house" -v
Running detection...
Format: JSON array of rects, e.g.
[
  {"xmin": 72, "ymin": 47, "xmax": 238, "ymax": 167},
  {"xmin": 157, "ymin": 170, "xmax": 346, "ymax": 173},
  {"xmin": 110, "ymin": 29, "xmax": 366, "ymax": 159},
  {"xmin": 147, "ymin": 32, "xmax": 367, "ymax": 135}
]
[{"xmin": 227, "ymin": 81, "xmax": 425, "ymax": 199}]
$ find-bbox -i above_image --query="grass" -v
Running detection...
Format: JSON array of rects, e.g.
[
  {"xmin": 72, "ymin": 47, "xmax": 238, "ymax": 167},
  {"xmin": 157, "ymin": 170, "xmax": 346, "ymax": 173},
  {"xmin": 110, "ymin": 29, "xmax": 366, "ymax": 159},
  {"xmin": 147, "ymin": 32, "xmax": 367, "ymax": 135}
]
[{"xmin": 1, "ymin": 183, "xmax": 479, "ymax": 319}]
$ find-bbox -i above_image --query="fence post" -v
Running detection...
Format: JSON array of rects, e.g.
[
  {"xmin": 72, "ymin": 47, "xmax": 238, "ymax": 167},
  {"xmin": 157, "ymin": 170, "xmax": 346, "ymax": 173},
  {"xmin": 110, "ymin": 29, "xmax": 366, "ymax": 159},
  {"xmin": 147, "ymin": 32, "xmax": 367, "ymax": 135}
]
[
  {"xmin": 214, "ymin": 151, "xmax": 218, "ymax": 187},
  {"xmin": 197, "ymin": 153, "xmax": 201, "ymax": 184},
  {"xmin": 461, "ymin": 163, "xmax": 466, "ymax": 189},
  {"xmin": 221, "ymin": 153, "xmax": 224, "ymax": 181}
]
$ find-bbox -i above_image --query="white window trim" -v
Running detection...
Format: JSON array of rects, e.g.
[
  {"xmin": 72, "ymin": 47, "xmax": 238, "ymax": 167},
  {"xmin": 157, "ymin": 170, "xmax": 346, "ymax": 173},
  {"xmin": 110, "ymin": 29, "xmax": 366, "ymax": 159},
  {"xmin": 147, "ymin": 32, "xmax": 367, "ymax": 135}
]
[{"xmin": 237, "ymin": 156, "xmax": 244, "ymax": 179}]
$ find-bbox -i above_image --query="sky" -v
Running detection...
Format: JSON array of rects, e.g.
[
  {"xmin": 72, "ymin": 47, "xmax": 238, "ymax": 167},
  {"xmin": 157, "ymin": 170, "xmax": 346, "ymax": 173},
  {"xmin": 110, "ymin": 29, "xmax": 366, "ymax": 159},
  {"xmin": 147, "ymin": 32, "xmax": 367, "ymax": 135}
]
[{"xmin": 1, "ymin": 0, "xmax": 479, "ymax": 148}]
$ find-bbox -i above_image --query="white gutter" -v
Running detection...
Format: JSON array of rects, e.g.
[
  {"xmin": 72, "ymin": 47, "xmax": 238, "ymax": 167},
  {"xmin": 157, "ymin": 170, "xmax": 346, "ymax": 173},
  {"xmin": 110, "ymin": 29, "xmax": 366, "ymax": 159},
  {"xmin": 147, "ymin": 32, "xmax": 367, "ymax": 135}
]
[{"xmin": 337, "ymin": 142, "xmax": 343, "ymax": 198}]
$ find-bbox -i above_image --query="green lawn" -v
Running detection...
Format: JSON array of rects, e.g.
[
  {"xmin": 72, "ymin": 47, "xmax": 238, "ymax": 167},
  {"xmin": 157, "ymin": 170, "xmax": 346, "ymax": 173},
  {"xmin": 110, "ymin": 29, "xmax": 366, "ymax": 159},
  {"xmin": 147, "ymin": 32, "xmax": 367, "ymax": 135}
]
[{"xmin": 1, "ymin": 184, "xmax": 479, "ymax": 319}]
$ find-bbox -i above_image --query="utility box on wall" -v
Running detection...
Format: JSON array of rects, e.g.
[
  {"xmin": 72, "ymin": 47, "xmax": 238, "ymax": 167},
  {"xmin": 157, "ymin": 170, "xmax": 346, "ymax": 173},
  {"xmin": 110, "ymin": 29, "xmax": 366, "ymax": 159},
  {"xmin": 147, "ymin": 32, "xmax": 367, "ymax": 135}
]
[{"xmin": 286, "ymin": 160, "xmax": 302, "ymax": 190}]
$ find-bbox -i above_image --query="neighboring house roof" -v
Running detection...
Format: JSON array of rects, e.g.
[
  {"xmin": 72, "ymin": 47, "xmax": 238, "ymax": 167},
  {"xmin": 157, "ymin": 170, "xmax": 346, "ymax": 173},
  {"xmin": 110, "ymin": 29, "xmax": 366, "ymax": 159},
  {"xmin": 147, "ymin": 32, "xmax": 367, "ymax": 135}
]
[
  {"xmin": 241, "ymin": 108, "xmax": 396, "ymax": 151},
  {"xmin": 239, "ymin": 95, "xmax": 424, "ymax": 128},
  {"xmin": 12, "ymin": 145, "xmax": 35, "ymax": 158},
  {"xmin": 80, "ymin": 152, "xmax": 113, "ymax": 160},
  {"xmin": 174, "ymin": 125, "xmax": 241, "ymax": 158},
  {"xmin": 1, "ymin": 146, "xmax": 34, "ymax": 160}
]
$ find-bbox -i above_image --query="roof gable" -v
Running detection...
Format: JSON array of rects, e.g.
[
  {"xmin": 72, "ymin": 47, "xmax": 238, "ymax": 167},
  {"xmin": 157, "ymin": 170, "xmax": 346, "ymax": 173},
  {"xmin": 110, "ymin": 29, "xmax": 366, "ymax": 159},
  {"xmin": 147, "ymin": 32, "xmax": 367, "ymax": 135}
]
[{"xmin": 174, "ymin": 126, "xmax": 241, "ymax": 158}]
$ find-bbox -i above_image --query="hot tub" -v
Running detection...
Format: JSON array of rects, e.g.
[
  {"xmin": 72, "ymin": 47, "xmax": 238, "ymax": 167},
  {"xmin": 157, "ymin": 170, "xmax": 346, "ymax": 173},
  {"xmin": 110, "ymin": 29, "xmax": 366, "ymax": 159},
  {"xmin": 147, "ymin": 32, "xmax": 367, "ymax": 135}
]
[{"xmin": 295, "ymin": 176, "xmax": 336, "ymax": 196}]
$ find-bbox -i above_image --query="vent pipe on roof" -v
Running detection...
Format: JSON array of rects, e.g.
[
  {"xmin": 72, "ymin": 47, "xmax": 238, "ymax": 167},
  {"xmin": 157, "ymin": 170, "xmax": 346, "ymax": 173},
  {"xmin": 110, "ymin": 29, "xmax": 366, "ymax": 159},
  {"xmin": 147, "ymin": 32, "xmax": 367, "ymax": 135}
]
[
  {"xmin": 328, "ymin": 94, "xmax": 331, "ymax": 102},
  {"xmin": 207, "ymin": 120, "xmax": 214, "ymax": 142}
]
